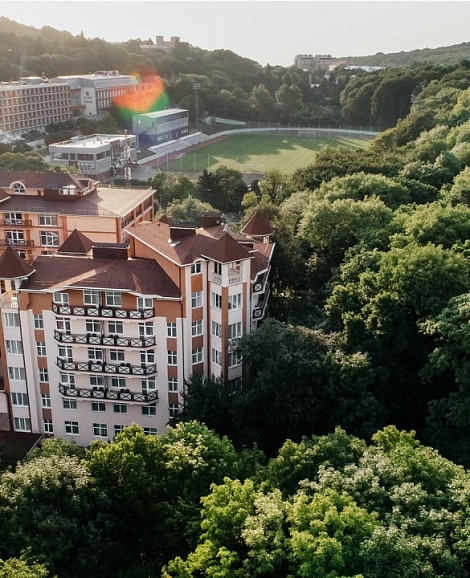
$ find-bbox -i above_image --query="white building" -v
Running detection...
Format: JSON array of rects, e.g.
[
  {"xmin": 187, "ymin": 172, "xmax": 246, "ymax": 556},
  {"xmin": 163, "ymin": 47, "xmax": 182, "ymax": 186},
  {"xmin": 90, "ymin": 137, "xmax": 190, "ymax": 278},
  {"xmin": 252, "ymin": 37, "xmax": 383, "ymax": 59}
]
[{"xmin": 132, "ymin": 109, "xmax": 189, "ymax": 148}]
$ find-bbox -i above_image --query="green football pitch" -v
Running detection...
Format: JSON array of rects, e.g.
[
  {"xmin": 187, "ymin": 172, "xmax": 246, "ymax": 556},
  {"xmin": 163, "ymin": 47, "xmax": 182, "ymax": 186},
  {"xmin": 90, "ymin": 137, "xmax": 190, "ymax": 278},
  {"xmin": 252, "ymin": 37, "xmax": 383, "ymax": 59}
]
[{"xmin": 162, "ymin": 134, "xmax": 371, "ymax": 175}]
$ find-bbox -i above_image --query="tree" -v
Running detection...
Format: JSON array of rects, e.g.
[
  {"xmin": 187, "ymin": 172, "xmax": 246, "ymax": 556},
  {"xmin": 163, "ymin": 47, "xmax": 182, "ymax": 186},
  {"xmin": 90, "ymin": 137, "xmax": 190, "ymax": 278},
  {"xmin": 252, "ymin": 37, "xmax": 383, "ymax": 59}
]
[
  {"xmin": 275, "ymin": 83, "xmax": 304, "ymax": 123},
  {"xmin": 0, "ymin": 556, "xmax": 52, "ymax": 578},
  {"xmin": 165, "ymin": 195, "xmax": 215, "ymax": 225},
  {"xmin": 150, "ymin": 172, "xmax": 195, "ymax": 209}
]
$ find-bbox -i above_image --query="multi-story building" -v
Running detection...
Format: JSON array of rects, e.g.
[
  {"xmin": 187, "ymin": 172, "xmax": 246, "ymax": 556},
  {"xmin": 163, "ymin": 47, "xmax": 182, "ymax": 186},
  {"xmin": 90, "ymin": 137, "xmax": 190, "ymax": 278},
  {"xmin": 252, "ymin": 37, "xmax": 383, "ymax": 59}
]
[
  {"xmin": 0, "ymin": 212, "xmax": 274, "ymax": 445},
  {"xmin": 132, "ymin": 109, "xmax": 189, "ymax": 148},
  {"xmin": 293, "ymin": 54, "xmax": 336, "ymax": 71},
  {"xmin": 0, "ymin": 170, "xmax": 155, "ymax": 262},
  {"xmin": 54, "ymin": 71, "xmax": 138, "ymax": 117},
  {"xmin": 48, "ymin": 133, "xmax": 138, "ymax": 179},
  {"xmin": 0, "ymin": 77, "xmax": 71, "ymax": 137}
]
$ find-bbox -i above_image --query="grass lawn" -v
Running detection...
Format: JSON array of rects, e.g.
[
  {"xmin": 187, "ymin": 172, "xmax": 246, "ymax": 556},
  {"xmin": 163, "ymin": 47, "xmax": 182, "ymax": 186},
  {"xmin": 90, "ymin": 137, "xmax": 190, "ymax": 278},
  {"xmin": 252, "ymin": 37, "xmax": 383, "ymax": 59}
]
[{"xmin": 164, "ymin": 134, "xmax": 370, "ymax": 175}]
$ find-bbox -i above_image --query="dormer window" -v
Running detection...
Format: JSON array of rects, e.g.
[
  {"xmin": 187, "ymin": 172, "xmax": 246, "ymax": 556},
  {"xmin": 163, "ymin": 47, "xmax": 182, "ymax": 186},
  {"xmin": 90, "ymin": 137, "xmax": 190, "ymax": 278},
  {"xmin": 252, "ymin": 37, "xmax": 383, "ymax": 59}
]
[{"xmin": 12, "ymin": 183, "xmax": 25, "ymax": 194}]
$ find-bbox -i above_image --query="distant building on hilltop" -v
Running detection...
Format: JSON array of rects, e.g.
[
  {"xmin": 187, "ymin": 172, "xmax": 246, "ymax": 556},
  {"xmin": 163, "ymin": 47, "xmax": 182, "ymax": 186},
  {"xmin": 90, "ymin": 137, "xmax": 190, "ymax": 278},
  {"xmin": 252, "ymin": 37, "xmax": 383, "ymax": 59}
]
[{"xmin": 293, "ymin": 54, "xmax": 337, "ymax": 71}]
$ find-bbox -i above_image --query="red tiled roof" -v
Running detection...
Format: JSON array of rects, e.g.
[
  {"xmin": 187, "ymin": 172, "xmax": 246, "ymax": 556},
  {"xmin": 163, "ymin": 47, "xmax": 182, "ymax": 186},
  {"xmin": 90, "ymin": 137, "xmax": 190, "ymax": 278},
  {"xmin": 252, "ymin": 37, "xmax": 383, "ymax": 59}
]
[
  {"xmin": 240, "ymin": 211, "xmax": 274, "ymax": 236},
  {"xmin": 57, "ymin": 229, "xmax": 94, "ymax": 255},
  {"xmin": 0, "ymin": 245, "xmax": 35, "ymax": 279},
  {"xmin": 23, "ymin": 254, "xmax": 181, "ymax": 299},
  {"xmin": 200, "ymin": 232, "xmax": 252, "ymax": 264},
  {"xmin": 0, "ymin": 170, "xmax": 88, "ymax": 190}
]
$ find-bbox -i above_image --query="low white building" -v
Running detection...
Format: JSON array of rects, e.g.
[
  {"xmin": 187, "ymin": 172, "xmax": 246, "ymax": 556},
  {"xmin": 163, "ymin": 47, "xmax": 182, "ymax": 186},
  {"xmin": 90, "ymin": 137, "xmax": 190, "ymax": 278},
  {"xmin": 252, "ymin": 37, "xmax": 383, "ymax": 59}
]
[{"xmin": 49, "ymin": 133, "xmax": 138, "ymax": 179}]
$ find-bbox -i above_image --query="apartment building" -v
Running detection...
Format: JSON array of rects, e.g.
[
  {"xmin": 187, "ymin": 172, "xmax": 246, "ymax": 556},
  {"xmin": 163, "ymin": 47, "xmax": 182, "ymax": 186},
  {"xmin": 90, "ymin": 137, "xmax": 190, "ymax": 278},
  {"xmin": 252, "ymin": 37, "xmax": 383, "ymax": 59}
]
[
  {"xmin": 48, "ymin": 133, "xmax": 138, "ymax": 179},
  {"xmin": 0, "ymin": 77, "xmax": 71, "ymax": 137},
  {"xmin": 0, "ymin": 212, "xmax": 274, "ymax": 445},
  {"xmin": 293, "ymin": 54, "xmax": 336, "ymax": 71},
  {"xmin": 132, "ymin": 109, "xmax": 189, "ymax": 148},
  {"xmin": 0, "ymin": 170, "xmax": 155, "ymax": 262}
]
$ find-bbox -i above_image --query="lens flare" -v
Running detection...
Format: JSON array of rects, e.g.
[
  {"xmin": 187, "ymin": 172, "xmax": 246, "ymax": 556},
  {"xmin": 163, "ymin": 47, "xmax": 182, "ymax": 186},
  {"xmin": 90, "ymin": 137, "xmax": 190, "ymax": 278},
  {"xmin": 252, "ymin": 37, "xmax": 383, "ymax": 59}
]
[{"xmin": 113, "ymin": 76, "xmax": 169, "ymax": 120}]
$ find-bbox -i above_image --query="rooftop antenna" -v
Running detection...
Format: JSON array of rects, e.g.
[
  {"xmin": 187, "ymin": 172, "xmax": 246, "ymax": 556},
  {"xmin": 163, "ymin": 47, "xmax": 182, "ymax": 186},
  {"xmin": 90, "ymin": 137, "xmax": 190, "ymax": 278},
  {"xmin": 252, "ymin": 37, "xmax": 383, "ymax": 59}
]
[{"xmin": 124, "ymin": 129, "xmax": 131, "ymax": 187}]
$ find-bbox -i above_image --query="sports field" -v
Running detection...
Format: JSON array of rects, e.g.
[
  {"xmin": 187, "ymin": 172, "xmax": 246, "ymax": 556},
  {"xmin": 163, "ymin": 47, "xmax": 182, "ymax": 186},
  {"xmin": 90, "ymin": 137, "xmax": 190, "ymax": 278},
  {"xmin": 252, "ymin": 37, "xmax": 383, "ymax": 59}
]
[{"xmin": 162, "ymin": 134, "xmax": 370, "ymax": 175}]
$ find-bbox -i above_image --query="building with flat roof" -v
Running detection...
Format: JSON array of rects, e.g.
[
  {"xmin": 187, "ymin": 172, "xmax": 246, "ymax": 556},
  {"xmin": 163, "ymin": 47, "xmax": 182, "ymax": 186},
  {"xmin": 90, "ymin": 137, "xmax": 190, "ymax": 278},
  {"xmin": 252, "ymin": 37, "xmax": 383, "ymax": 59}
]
[
  {"xmin": 132, "ymin": 109, "xmax": 189, "ymax": 148},
  {"xmin": 54, "ymin": 71, "xmax": 138, "ymax": 117},
  {"xmin": 0, "ymin": 170, "xmax": 154, "ymax": 262},
  {"xmin": 0, "ymin": 78, "xmax": 71, "ymax": 137},
  {"xmin": 0, "ymin": 211, "xmax": 274, "ymax": 445},
  {"xmin": 293, "ymin": 54, "xmax": 336, "ymax": 71},
  {"xmin": 48, "ymin": 133, "xmax": 138, "ymax": 180}
]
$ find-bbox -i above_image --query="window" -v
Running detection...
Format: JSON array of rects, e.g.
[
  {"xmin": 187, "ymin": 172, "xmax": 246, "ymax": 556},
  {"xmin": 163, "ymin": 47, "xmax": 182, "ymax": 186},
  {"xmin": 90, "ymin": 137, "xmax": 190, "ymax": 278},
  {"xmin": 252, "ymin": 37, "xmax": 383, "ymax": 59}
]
[
  {"xmin": 105, "ymin": 291, "xmax": 122, "ymax": 307},
  {"xmin": 214, "ymin": 261, "xmax": 222, "ymax": 275},
  {"xmin": 65, "ymin": 421, "xmax": 79, "ymax": 435},
  {"xmin": 110, "ymin": 349, "xmax": 125, "ymax": 362},
  {"xmin": 192, "ymin": 319, "xmax": 203, "ymax": 336},
  {"xmin": 211, "ymin": 292, "xmax": 222, "ymax": 309},
  {"xmin": 90, "ymin": 375, "xmax": 105, "ymax": 389},
  {"xmin": 141, "ymin": 377, "xmax": 156, "ymax": 393},
  {"xmin": 137, "ymin": 296, "xmax": 152, "ymax": 310},
  {"xmin": 91, "ymin": 402, "xmax": 106, "ymax": 412},
  {"xmin": 61, "ymin": 373, "xmax": 76, "ymax": 388},
  {"xmin": 8, "ymin": 367, "xmax": 25, "ymax": 381},
  {"xmin": 14, "ymin": 417, "xmax": 31, "ymax": 431},
  {"xmin": 93, "ymin": 423, "xmax": 108, "ymax": 437},
  {"xmin": 36, "ymin": 342, "xmax": 46, "ymax": 356},
  {"xmin": 86, "ymin": 319, "xmax": 101, "ymax": 333},
  {"xmin": 56, "ymin": 317, "xmax": 71, "ymax": 333},
  {"xmin": 3, "ymin": 312, "xmax": 19, "ymax": 327},
  {"xmin": 113, "ymin": 404, "xmax": 128, "ymax": 414},
  {"xmin": 141, "ymin": 350, "xmax": 155, "ymax": 364},
  {"xmin": 192, "ymin": 348, "xmax": 203, "ymax": 364},
  {"xmin": 11, "ymin": 392, "xmax": 28, "ymax": 406},
  {"xmin": 5, "ymin": 230, "xmax": 25, "ymax": 245},
  {"xmin": 191, "ymin": 291, "xmax": 202, "ymax": 308},
  {"xmin": 167, "ymin": 350, "xmax": 177, "ymax": 365},
  {"xmin": 12, "ymin": 183, "xmax": 25, "ymax": 195},
  {"xmin": 4, "ymin": 212, "xmax": 22, "ymax": 225},
  {"xmin": 211, "ymin": 321, "xmax": 222, "ymax": 337},
  {"xmin": 84, "ymin": 290, "xmax": 100, "ymax": 306},
  {"xmin": 41, "ymin": 393, "xmax": 51, "ymax": 407},
  {"xmin": 39, "ymin": 214, "xmax": 58, "ymax": 227},
  {"xmin": 114, "ymin": 425, "xmax": 124, "ymax": 437},
  {"xmin": 139, "ymin": 322, "xmax": 153, "ymax": 337},
  {"xmin": 142, "ymin": 405, "xmax": 156, "ymax": 416},
  {"xmin": 168, "ymin": 377, "xmax": 178, "ymax": 392},
  {"xmin": 169, "ymin": 404, "xmax": 179, "ymax": 418},
  {"xmin": 58, "ymin": 346, "xmax": 73, "ymax": 361},
  {"xmin": 53, "ymin": 292, "xmax": 69, "ymax": 306},
  {"xmin": 6, "ymin": 340, "xmax": 23, "ymax": 354},
  {"xmin": 191, "ymin": 262, "xmax": 202, "ymax": 274},
  {"xmin": 34, "ymin": 314, "xmax": 44, "ymax": 329},
  {"xmin": 211, "ymin": 348, "xmax": 222, "ymax": 365},
  {"xmin": 228, "ymin": 350, "xmax": 242, "ymax": 367},
  {"xmin": 228, "ymin": 322, "xmax": 242, "ymax": 339},
  {"xmin": 43, "ymin": 419, "xmax": 53, "ymax": 434},
  {"xmin": 63, "ymin": 399, "xmax": 77, "ymax": 410},
  {"xmin": 228, "ymin": 293, "xmax": 242, "ymax": 310},
  {"xmin": 40, "ymin": 231, "xmax": 59, "ymax": 247},
  {"xmin": 108, "ymin": 320, "xmax": 123, "ymax": 335},
  {"xmin": 167, "ymin": 322, "xmax": 177, "ymax": 337},
  {"xmin": 88, "ymin": 348, "xmax": 103, "ymax": 361},
  {"xmin": 111, "ymin": 377, "xmax": 126, "ymax": 389},
  {"xmin": 143, "ymin": 427, "xmax": 158, "ymax": 436}
]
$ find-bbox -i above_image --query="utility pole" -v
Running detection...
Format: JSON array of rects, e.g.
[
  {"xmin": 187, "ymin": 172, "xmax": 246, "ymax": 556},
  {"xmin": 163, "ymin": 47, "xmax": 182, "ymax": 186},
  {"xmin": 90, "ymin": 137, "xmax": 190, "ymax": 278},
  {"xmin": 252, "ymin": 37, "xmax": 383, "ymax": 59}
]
[{"xmin": 193, "ymin": 83, "xmax": 201, "ymax": 132}]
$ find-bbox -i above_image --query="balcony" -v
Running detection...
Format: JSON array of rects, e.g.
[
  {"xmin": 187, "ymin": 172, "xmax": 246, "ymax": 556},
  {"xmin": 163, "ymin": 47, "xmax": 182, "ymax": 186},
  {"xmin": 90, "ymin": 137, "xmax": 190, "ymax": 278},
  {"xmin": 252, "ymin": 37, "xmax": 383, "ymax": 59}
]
[
  {"xmin": 0, "ymin": 292, "xmax": 18, "ymax": 308},
  {"xmin": 54, "ymin": 330, "xmax": 156, "ymax": 348},
  {"xmin": 210, "ymin": 271, "xmax": 242, "ymax": 286},
  {"xmin": 58, "ymin": 383, "xmax": 159, "ymax": 403},
  {"xmin": 56, "ymin": 357, "xmax": 157, "ymax": 375},
  {"xmin": 0, "ymin": 239, "xmax": 34, "ymax": 247},
  {"xmin": 0, "ymin": 219, "xmax": 32, "ymax": 227},
  {"xmin": 52, "ymin": 303, "xmax": 154, "ymax": 319}
]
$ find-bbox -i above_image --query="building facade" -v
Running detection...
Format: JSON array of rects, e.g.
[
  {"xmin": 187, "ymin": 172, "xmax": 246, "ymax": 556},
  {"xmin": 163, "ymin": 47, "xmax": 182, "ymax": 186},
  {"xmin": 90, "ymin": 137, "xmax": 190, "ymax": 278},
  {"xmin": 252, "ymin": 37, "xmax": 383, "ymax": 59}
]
[
  {"xmin": 0, "ymin": 170, "xmax": 154, "ymax": 262},
  {"xmin": 54, "ymin": 71, "xmax": 139, "ymax": 117},
  {"xmin": 293, "ymin": 54, "xmax": 336, "ymax": 71},
  {"xmin": 0, "ymin": 77, "xmax": 71, "ymax": 137},
  {"xmin": 48, "ymin": 133, "xmax": 138, "ymax": 179},
  {"xmin": 132, "ymin": 109, "xmax": 189, "ymax": 148},
  {"xmin": 0, "ymin": 212, "xmax": 274, "ymax": 445}
]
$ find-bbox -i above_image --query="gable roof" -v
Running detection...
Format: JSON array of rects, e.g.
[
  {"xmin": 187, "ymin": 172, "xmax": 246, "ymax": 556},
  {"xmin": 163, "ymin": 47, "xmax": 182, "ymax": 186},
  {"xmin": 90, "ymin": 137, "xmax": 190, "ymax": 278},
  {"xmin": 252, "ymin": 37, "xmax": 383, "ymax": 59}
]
[
  {"xmin": 0, "ymin": 170, "xmax": 89, "ymax": 191},
  {"xmin": 0, "ymin": 245, "xmax": 35, "ymax": 279},
  {"xmin": 240, "ymin": 211, "xmax": 274, "ymax": 236}
]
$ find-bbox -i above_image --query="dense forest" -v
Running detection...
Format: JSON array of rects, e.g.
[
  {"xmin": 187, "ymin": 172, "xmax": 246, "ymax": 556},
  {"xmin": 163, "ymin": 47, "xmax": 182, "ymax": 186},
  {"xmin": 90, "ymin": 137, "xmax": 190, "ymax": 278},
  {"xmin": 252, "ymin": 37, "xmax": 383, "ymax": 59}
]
[{"xmin": 5, "ymin": 17, "xmax": 470, "ymax": 578}]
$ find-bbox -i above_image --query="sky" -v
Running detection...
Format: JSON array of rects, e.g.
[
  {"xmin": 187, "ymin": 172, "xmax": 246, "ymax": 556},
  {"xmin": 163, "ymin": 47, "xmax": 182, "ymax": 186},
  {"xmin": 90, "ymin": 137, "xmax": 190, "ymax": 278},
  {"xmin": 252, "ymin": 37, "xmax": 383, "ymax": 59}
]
[{"xmin": 1, "ymin": 1, "xmax": 470, "ymax": 67}]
